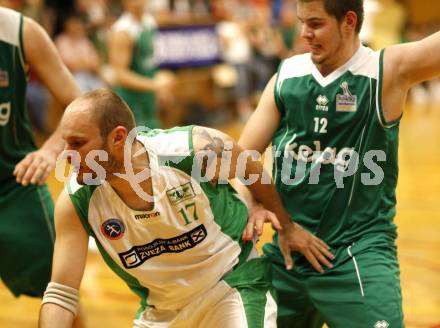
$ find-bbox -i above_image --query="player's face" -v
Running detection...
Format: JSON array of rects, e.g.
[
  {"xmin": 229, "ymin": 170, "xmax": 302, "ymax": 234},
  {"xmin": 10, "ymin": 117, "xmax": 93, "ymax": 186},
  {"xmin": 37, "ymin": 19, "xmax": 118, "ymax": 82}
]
[
  {"xmin": 123, "ymin": 0, "xmax": 147, "ymax": 15},
  {"xmin": 61, "ymin": 104, "xmax": 113, "ymax": 185},
  {"xmin": 297, "ymin": 1, "xmax": 346, "ymax": 71}
]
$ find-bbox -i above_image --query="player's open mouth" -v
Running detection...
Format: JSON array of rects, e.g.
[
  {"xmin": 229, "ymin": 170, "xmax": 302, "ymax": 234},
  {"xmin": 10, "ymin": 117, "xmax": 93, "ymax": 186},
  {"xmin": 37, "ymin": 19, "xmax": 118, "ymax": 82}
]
[{"xmin": 309, "ymin": 45, "xmax": 322, "ymax": 53}]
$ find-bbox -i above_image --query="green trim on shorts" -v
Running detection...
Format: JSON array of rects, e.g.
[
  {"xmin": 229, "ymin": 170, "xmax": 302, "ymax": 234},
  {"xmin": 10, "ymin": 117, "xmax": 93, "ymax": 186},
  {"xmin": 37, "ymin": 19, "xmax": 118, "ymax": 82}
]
[{"xmin": 224, "ymin": 257, "xmax": 274, "ymax": 328}]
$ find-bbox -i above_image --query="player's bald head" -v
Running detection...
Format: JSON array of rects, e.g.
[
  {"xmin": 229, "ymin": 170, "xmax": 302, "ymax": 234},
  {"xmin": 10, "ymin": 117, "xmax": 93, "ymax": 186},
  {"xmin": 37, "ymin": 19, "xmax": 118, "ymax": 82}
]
[{"xmin": 64, "ymin": 88, "xmax": 136, "ymax": 139}]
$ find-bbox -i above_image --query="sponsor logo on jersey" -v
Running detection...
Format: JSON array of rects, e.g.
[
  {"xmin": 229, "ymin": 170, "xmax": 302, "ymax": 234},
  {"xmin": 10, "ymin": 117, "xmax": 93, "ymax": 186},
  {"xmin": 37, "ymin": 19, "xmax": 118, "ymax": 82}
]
[
  {"xmin": 167, "ymin": 182, "xmax": 195, "ymax": 204},
  {"xmin": 374, "ymin": 320, "xmax": 389, "ymax": 328},
  {"xmin": 0, "ymin": 70, "xmax": 9, "ymax": 87},
  {"xmin": 101, "ymin": 218, "xmax": 125, "ymax": 240},
  {"xmin": 316, "ymin": 95, "xmax": 329, "ymax": 111},
  {"xmin": 0, "ymin": 102, "xmax": 11, "ymax": 126},
  {"xmin": 336, "ymin": 81, "xmax": 357, "ymax": 112},
  {"xmin": 284, "ymin": 140, "xmax": 354, "ymax": 171},
  {"xmin": 118, "ymin": 224, "xmax": 207, "ymax": 269},
  {"xmin": 134, "ymin": 211, "xmax": 161, "ymax": 220}
]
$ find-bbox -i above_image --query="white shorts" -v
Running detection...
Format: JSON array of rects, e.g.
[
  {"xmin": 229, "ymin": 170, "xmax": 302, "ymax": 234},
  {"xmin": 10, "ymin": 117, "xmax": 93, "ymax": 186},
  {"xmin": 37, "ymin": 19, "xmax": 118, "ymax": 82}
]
[{"xmin": 133, "ymin": 277, "xmax": 277, "ymax": 328}]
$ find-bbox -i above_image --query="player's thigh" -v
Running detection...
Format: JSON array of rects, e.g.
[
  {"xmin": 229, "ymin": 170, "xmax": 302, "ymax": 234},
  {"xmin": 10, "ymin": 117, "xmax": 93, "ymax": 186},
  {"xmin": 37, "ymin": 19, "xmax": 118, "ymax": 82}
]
[
  {"xmin": 309, "ymin": 243, "xmax": 404, "ymax": 328},
  {"xmin": 200, "ymin": 286, "xmax": 276, "ymax": 328},
  {"xmin": 0, "ymin": 183, "xmax": 54, "ymax": 297},
  {"xmin": 264, "ymin": 243, "xmax": 325, "ymax": 328}
]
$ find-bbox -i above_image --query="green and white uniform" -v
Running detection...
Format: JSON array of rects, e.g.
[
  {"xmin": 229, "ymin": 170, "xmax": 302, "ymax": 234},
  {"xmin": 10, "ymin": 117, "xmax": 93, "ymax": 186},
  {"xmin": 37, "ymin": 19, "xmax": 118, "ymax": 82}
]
[
  {"xmin": 0, "ymin": 7, "xmax": 54, "ymax": 297},
  {"xmin": 69, "ymin": 126, "xmax": 276, "ymax": 327},
  {"xmin": 112, "ymin": 13, "xmax": 158, "ymax": 128},
  {"xmin": 265, "ymin": 46, "xmax": 404, "ymax": 327}
]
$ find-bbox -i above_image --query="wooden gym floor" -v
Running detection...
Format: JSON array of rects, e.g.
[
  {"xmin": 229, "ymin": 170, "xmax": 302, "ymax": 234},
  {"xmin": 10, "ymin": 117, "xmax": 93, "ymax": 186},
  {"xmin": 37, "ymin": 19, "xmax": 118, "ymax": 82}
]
[{"xmin": 0, "ymin": 104, "xmax": 439, "ymax": 327}]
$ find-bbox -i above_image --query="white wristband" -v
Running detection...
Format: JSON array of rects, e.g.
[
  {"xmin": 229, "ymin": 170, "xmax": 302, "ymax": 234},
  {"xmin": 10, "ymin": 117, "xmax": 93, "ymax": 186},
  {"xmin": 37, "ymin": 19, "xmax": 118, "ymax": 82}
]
[{"xmin": 42, "ymin": 282, "xmax": 80, "ymax": 317}]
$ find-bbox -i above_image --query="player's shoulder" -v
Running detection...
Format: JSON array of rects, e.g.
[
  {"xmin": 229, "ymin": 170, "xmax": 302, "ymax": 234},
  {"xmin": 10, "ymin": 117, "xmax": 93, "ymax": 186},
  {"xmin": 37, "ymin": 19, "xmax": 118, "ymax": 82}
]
[
  {"xmin": 112, "ymin": 12, "xmax": 156, "ymax": 38},
  {"xmin": 278, "ymin": 52, "xmax": 313, "ymax": 82},
  {"xmin": 138, "ymin": 126, "xmax": 195, "ymax": 157},
  {"xmin": 348, "ymin": 45, "xmax": 381, "ymax": 79},
  {"xmin": 0, "ymin": 7, "xmax": 21, "ymax": 46}
]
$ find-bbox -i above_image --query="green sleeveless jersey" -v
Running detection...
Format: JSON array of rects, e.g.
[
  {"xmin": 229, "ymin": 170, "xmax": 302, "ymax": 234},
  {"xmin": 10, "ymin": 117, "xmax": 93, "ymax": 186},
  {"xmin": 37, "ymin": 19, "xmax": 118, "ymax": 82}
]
[
  {"xmin": 112, "ymin": 13, "xmax": 158, "ymax": 128},
  {"xmin": 0, "ymin": 7, "xmax": 36, "ymax": 183},
  {"xmin": 272, "ymin": 46, "xmax": 399, "ymax": 248}
]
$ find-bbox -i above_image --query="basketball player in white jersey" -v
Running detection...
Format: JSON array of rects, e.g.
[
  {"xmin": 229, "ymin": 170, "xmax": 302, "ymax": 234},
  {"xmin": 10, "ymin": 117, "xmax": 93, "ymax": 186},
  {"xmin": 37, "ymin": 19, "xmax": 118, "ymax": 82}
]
[{"xmin": 38, "ymin": 89, "xmax": 333, "ymax": 328}]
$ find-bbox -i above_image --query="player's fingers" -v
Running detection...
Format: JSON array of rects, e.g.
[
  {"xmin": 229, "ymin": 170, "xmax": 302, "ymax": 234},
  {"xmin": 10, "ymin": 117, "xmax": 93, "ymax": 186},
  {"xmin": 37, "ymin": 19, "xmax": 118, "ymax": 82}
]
[
  {"xmin": 311, "ymin": 244, "xmax": 333, "ymax": 269},
  {"xmin": 14, "ymin": 154, "xmax": 33, "ymax": 180},
  {"xmin": 30, "ymin": 159, "xmax": 52, "ymax": 184},
  {"xmin": 304, "ymin": 250, "xmax": 324, "ymax": 273},
  {"xmin": 315, "ymin": 241, "xmax": 335, "ymax": 260},
  {"xmin": 279, "ymin": 240, "xmax": 294, "ymax": 270},
  {"xmin": 30, "ymin": 164, "xmax": 48, "ymax": 185},
  {"xmin": 254, "ymin": 213, "xmax": 265, "ymax": 236},
  {"xmin": 38, "ymin": 169, "xmax": 51, "ymax": 186},
  {"xmin": 314, "ymin": 236, "xmax": 331, "ymax": 250},
  {"xmin": 242, "ymin": 216, "xmax": 256, "ymax": 241},
  {"xmin": 266, "ymin": 211, "xmax": 282, "ymax": 231},
  {"xmin": 21, "ymin": 157, "xmax": 43, "ymax": 185},
  {"xmin": 35, "ymin": 163, "xmax": 53, "ymax": 185}
]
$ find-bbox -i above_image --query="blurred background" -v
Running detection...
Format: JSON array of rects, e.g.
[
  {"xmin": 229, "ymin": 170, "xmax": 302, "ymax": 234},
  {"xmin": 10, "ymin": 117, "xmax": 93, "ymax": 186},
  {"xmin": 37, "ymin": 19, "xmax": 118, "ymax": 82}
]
[{"xmin": 0, "ymin": 0, "xmax": 439, "ymax": 327}]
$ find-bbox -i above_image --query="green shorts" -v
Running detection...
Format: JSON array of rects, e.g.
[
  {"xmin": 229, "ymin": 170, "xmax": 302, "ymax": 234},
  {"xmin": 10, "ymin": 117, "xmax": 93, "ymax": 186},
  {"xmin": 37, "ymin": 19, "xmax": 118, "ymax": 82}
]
[
  {"xmin": 264, "ymin": 234, "xmax": 404, "ymax": 328},
  {"xmin": 0, "ymin": 179, "xmax": 55, "ymax": 297}
]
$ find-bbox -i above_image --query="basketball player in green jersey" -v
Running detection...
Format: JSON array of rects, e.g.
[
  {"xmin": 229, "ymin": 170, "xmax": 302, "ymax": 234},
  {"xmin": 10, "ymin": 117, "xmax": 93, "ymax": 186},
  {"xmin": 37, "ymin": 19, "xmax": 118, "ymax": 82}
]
[
  {"xmin": 238, "ymin": 0, "xmax": 440, "ymax": 327},
  {"xmin": 109, "ymin": 0, "xmax": 174, "ymax": 128},
  {"xmin": 0, "ymin": 5, "xmax": 82, "ymax": 324},
  {"xmin": 38, "ymin": 89, "xmax": 333, "ymax": 328}
]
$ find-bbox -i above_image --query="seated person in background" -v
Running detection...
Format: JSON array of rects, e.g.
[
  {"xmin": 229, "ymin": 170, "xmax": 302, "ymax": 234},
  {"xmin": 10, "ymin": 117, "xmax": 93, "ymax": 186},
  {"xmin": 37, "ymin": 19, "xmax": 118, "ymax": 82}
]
[
  {"xmin": 55, "ymin": 13, "xmax": 104, "ymax": 92},
  {"xmin": 39, "ymin": 89, "xmax": 333, "ymax": 328}
]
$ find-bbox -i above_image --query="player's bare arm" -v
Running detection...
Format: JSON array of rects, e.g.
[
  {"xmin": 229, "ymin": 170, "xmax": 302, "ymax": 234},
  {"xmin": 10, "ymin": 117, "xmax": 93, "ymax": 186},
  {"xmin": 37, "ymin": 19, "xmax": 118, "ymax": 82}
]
[
  {"xmin": 238, "ymin": 74, "xmax": 281, "ymax": 154},
  {"xmin": 238, "ymin": 76, "xmax": 335, "ymax": 272},
  {"xmin": 193, "ymin": 126, "xmax": 334, "ymax": 272},
  {"xmin": 109, "ymin": 31, "xmax": 162, "ymax": 92},
  {"xmin": 382, "ymin": 31, "xmax": 440, "ymax": 122},
  {"xmin": 39, "ymin": 190, "xmax": 89, "ymax": 328},
  {"xmin": 13, "ymin": 17, "xmax": 80, "ymax": 186}
]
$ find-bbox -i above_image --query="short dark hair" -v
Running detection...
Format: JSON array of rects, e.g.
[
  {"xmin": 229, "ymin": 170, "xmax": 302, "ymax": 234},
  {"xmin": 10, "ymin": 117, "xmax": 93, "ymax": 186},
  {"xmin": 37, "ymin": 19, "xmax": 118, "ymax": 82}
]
[
  {"xmin": 80, "ymin": 88, "xmax": 136, "ymax": 139},
  {"xmin": 299, "ymin": 0, "xmax": 364, "ymax": 33}
]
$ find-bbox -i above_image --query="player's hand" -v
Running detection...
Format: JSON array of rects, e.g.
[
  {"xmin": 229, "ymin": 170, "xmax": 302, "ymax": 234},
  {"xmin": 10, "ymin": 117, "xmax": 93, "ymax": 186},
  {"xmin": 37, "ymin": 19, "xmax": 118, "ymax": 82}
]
[
  {"xmin": 278, "ymin": 222, "xmax": 334, "ymax": 273},
  {"xmin": 154, "ymin": 70, "xmax": 177, "ymax": 108},
  {"xmin": 13, "ymin": 148, "xmax": 58, "ymax": 186},
  {"xmin": 242, "ymin": 203, "xmax": 282, "ymax": 241}
]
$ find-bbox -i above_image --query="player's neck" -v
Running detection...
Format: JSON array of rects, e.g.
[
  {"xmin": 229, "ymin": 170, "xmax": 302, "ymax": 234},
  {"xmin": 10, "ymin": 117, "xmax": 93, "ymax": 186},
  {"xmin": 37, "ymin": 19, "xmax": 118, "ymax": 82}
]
[
  {"xmin": 111, "ymin": 178, "xmax": 155, "ymax": 211},
  {"xmin": 316, "ymin": 37, "xmax": 361, "ymax": 77},
  {"xmin": 108, "ymin": 142, "xmax": 155, "ymax": 211},
  {"xmin": 127, "ymin": 10, "xmax": 143, "ymax": 22}
]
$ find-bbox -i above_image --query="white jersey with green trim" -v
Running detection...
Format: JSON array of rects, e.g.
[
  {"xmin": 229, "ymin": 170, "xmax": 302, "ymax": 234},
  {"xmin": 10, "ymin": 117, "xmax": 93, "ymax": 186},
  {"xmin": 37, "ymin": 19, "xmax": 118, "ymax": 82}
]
[{"xmin": 68, "ymin": 127, "xmax": 251, "ymax": 311}]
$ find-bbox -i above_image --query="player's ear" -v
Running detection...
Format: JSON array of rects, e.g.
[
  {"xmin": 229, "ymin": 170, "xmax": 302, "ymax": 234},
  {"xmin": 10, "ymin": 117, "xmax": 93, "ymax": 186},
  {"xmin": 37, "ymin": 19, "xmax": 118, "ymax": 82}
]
[
  {"xmin": 344, "ymin": 11, "xmax": 357, "ymax": 32},
  {"xmin": 109, "ymin": 126, "xmax": 128, "ymax": 149}
]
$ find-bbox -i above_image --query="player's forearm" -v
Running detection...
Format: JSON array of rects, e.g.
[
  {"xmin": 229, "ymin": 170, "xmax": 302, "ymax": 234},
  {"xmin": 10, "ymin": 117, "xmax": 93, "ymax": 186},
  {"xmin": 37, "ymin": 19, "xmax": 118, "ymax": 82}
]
[
  {"xmin": 40, "ymin": 125, "xmax": 65, "ymax": 157},
  {"xmin": 247, "ymin": 180, "xmax": 292, "ymax": 228},
  {"xmin": 244, "ymin": 160, "xmax": 292, "ymax": 228},
  {"xmin": 113, "ymin": 68, "xmax": 157, "ymax": 92},
  {"xmin": 230, "ymin": 178, "xmax": 258, "ymax": 209},
  {"xmin": 39, "ymin": 304, "xmax": 75, "ymax": 328}
]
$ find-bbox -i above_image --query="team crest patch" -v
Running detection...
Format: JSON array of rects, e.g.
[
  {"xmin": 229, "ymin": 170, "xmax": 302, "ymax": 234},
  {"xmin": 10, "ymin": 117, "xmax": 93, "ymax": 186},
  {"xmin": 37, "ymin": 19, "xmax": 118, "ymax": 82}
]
[
  {"xmin": 0, "ymin": 70, "xmax": 9, "ymax": 87},
  {"xmin": 101, "ymin": 218, "xmax": 125, "ymax": 240},
  {"xmin": 118, "ymin": 224, "xmax": 207, "ymax": 269},
  {"xmin": 167, "ymin": 182, "xmax": 195, "ymax": 204},
  {"xmin": 336, "ymin": 81, "xmax": 357, "ymax": 112}
]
